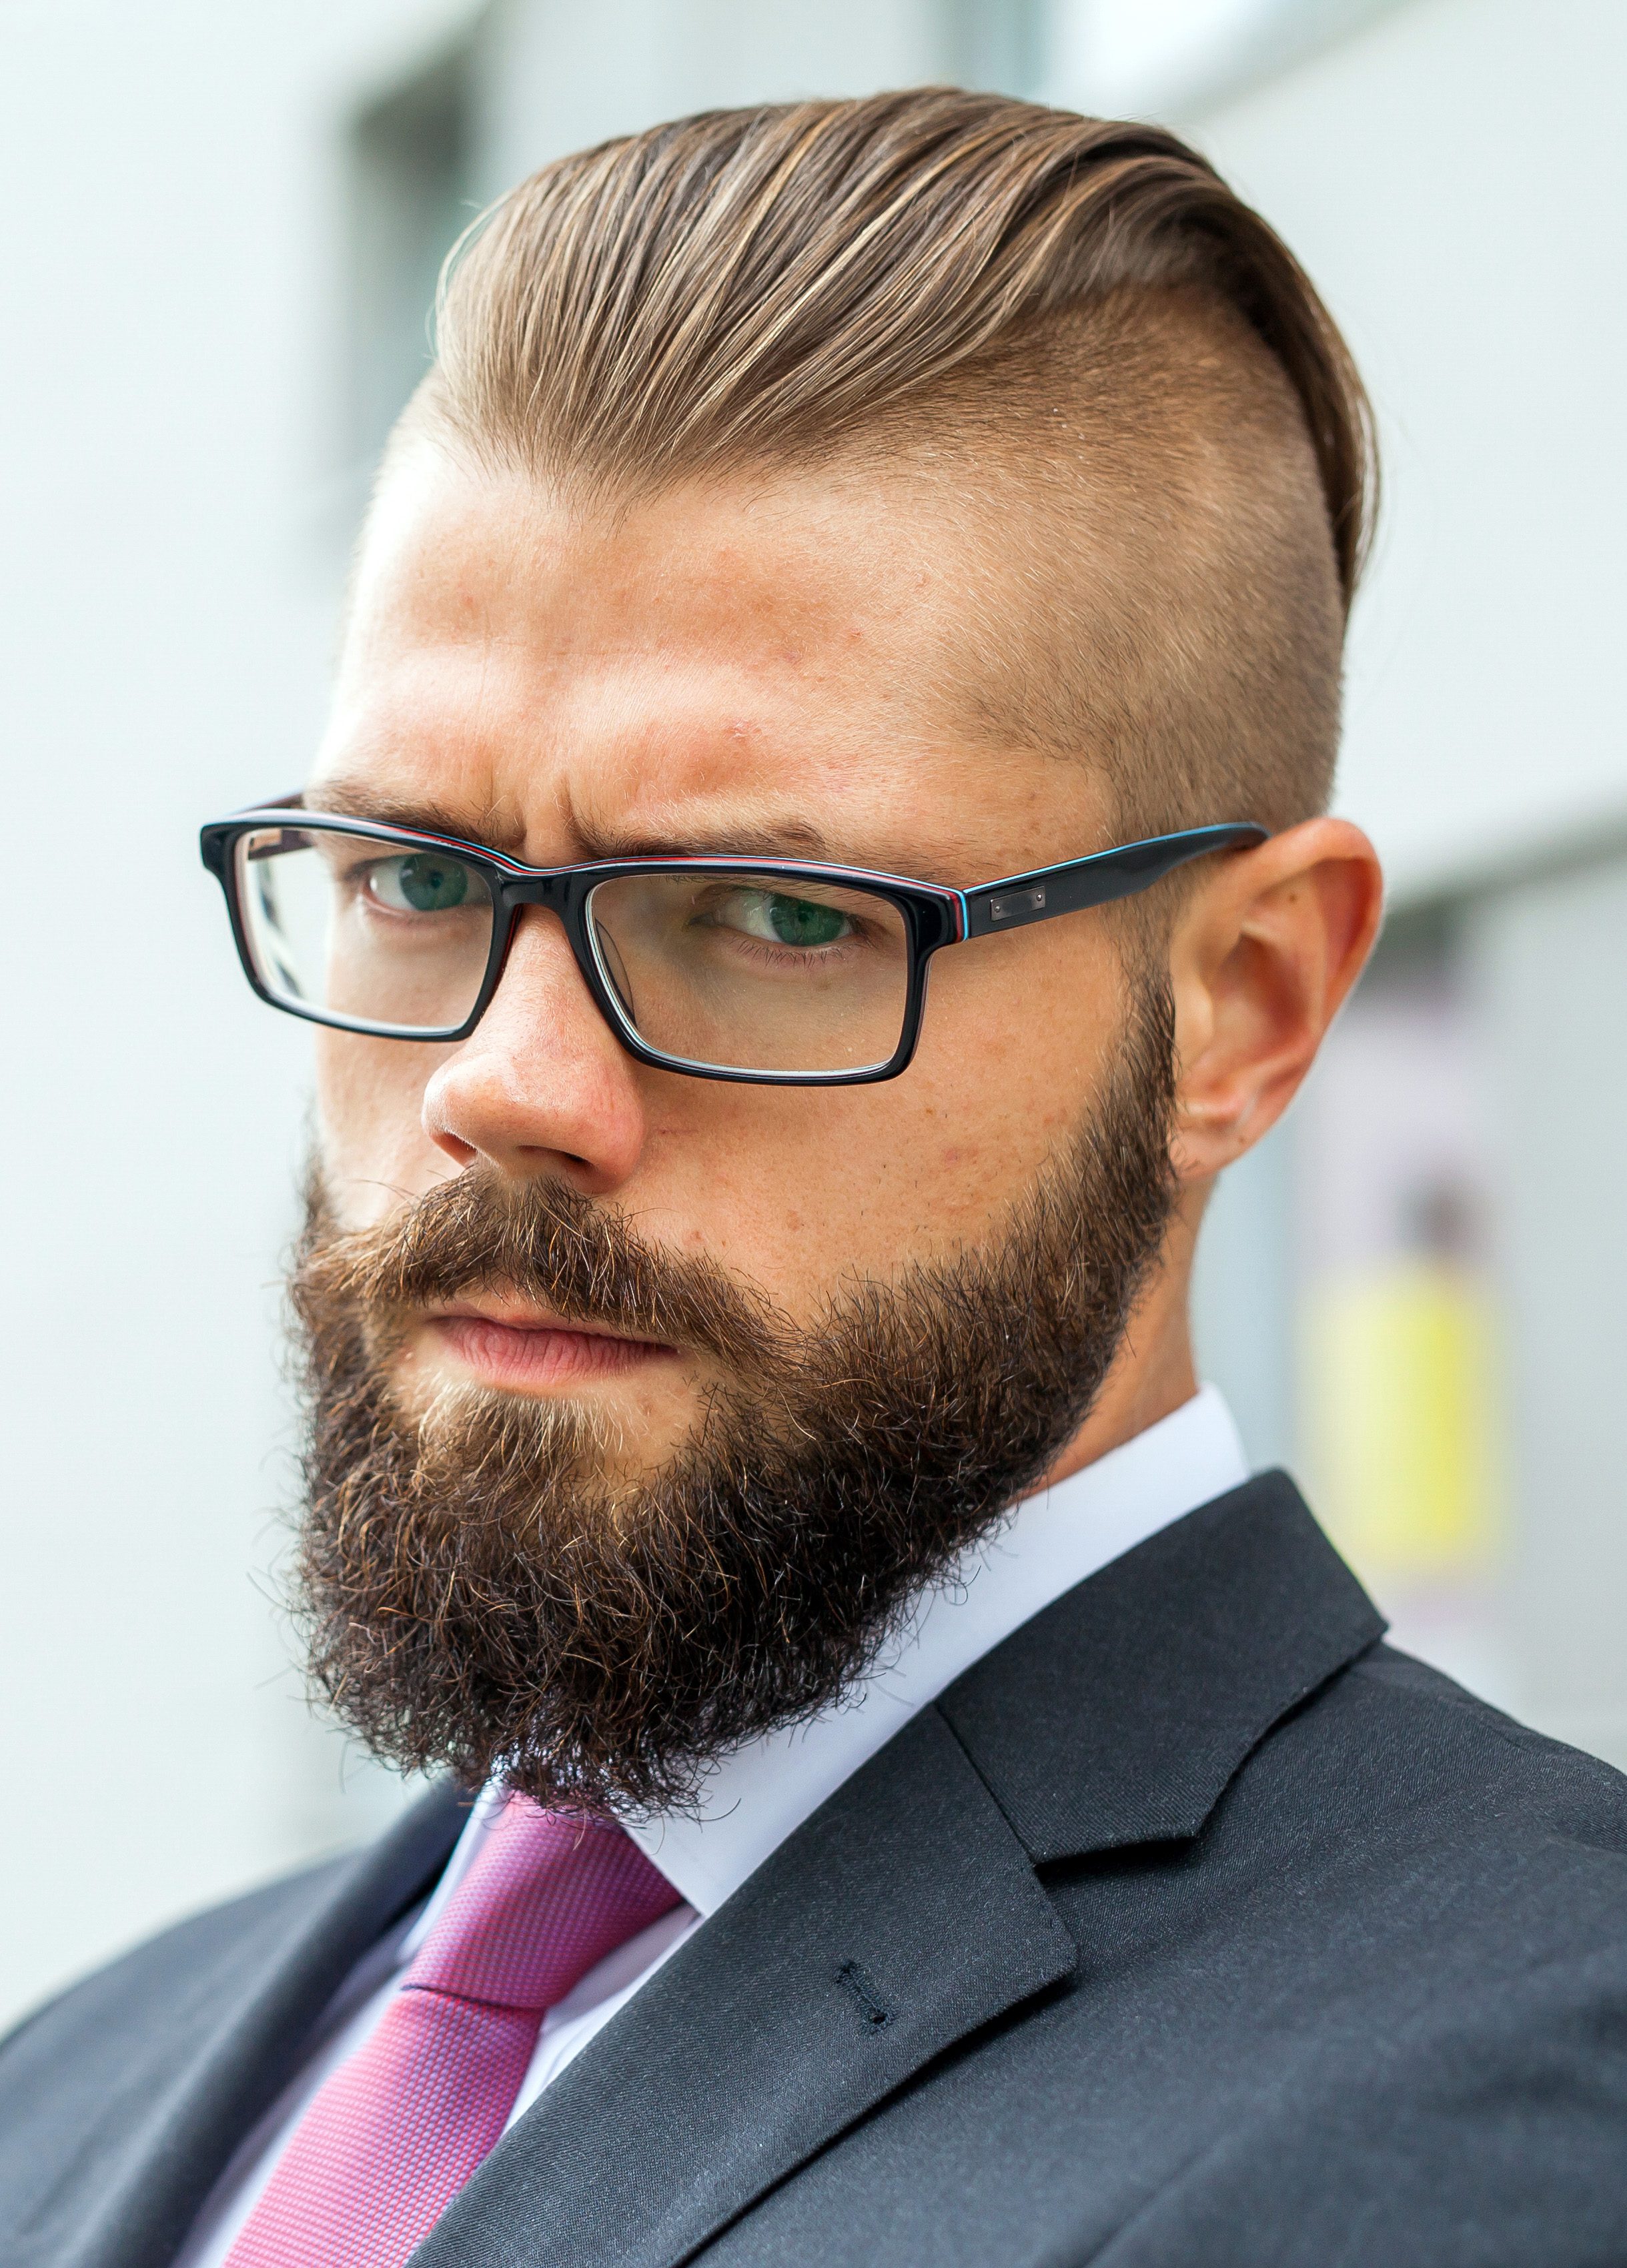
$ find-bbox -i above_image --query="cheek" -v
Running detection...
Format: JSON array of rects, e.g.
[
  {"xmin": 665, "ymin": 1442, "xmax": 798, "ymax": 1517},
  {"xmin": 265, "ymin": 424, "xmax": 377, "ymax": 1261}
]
[
  {"xmin": 634, "ymin": 933, "xmax": 1124, "ymax": 1307},
  {"xmin": 900, "ymin": 921, "xmax": 1126, "ymax": 1153},
  {"xmin": 314, "ymin": 1031, "xmax": 448, "ymax": 1225}
]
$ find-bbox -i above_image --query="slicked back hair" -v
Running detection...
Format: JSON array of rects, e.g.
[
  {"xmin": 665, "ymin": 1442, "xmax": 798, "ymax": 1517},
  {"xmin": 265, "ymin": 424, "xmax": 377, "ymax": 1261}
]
[{"xmin": 408, "ymin": 89, "xmax": 1377, "ymax": 846}]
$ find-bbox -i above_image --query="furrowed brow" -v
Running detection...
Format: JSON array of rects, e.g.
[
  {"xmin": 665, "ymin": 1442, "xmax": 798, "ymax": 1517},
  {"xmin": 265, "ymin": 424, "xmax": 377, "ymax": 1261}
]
[
  {"xmin": 302, "ymin": 782, "xmax": 933, "ymax": 880},
  {"xmin": 304, "ymin": 777, "xmax": 526, "ymax": 855},
  {"xmin": 576, "ymin": 814, "xmax": 838, "ymax": 865}
]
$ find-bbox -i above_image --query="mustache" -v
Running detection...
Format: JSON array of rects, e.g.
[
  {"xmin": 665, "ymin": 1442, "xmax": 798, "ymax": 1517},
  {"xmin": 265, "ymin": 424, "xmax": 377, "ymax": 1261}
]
[{"xmin": 293, "ymin": 1167, "xmax": 784, "ymax": 1376}]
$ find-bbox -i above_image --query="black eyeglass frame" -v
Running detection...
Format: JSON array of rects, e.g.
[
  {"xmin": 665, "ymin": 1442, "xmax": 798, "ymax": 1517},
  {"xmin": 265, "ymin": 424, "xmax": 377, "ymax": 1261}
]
[{"xmin": 200, "ymin": 799, "xmax": 1266, "ymax": 1087}]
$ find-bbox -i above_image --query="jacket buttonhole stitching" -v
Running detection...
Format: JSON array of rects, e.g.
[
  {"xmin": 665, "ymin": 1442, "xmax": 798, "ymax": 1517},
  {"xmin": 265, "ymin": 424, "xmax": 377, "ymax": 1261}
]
[{"xmin": 835, "ymin": 1960, "xmax": 894, "ymax": 2032}]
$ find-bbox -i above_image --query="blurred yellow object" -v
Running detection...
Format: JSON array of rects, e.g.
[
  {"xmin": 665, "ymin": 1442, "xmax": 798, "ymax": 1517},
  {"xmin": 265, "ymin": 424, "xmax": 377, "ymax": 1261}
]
[{"xmin": 1302, "ymin": 1260, "xmax": 1502, "ymax": 1583}]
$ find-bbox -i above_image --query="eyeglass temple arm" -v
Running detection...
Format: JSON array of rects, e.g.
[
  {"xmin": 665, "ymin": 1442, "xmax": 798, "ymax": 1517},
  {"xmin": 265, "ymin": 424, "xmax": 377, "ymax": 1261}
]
[{"xmin": 959, "ymin": 824, "xmax": 1267, "ymax": 940}]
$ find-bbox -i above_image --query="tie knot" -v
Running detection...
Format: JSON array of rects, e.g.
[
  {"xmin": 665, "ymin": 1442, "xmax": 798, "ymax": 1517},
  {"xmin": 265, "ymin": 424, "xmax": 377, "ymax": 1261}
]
[{"xmin": 404, "ymin": 1794, "xmax": 680, "ymax": 2014}]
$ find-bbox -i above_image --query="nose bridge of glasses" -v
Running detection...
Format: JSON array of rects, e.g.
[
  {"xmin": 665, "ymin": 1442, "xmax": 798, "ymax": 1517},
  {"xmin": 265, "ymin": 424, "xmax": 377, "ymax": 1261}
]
[
  {"xmin": 483, "ymin": 891, "xmax": 602, "ymax": 1029},
  {"xmin": 496, "ymin": 871, "xmax": 573, "ymax": 911}
]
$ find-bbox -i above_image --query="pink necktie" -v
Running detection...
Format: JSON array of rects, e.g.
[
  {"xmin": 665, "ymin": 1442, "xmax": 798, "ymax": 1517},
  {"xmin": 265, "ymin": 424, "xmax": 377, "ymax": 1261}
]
[{"xmin": 223, "ymin": 1796, "xmax": 680, "ymax": 2268}]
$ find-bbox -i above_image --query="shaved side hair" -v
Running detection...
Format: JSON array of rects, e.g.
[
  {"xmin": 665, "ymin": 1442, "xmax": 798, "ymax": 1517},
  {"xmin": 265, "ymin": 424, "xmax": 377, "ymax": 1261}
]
[{"xmin": 397, "ymin": 89, "xmax": 1376, "ymax": 844}]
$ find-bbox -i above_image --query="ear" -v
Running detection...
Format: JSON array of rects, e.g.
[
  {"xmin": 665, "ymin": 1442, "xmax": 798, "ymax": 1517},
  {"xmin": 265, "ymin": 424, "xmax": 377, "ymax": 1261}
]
[{"xmin": 1166, "ymin": 817, "xmax": 1384, "ymax": 1185}]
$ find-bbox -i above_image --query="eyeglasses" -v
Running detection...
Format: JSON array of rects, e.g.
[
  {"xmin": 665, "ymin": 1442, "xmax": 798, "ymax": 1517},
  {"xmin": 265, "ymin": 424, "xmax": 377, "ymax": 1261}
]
[{"xmin": 199, "ymin": 800, "xmax": 1265, "ymax": 1086}]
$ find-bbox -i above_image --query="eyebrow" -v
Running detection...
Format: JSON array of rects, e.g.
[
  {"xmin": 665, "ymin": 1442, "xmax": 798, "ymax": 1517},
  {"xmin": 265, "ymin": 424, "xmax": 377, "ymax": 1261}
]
[
  {"xmin": 302, "ymin": 780, "xmax": 871, "ymax": 873},
  {"xmin": 304, "ymin": 778, "xmax": 530, "ymax": 855}
]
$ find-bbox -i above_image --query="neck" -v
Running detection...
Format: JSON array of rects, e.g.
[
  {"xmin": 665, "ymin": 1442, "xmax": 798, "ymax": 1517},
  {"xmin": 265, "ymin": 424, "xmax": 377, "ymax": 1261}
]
[{"xmin": 1029, "ymin": 1195, "xmax": 1201, "ymax": 1498}]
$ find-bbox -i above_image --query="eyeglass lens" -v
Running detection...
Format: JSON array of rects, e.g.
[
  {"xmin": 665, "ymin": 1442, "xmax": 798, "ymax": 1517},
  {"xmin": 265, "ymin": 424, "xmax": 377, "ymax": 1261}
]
[
  {"xmin": 584, "ymin": 872, "xmax": 909, "ymax": 1073},
  {"xmin": 236, "ymin": 826, "xmax": 913, "ymax": 1073}
]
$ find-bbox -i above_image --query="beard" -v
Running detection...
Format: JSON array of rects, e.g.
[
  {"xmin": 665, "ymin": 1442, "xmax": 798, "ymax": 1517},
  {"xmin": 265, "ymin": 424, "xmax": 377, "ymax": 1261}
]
[{"xmin": 290, "ymin": 982, "xmax": 1177, "ymax": 1818}]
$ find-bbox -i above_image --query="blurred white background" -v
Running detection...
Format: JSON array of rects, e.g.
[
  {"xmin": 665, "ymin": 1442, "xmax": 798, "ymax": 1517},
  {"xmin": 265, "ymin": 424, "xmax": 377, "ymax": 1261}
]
[{"xmin": 2, "ymin": 0, "xmax": 1623, "ymax": 2031}]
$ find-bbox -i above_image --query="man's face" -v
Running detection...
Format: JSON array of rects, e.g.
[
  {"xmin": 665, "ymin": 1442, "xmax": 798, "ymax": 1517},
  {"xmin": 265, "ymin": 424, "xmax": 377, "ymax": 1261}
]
[{"xmin": 315, "ymin": 445, "xmax": 1138, "ymax": 1484}]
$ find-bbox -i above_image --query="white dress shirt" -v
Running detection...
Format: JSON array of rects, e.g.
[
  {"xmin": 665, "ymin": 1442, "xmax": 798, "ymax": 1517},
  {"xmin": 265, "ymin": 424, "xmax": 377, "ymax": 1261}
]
[{"xmin": 178, "ymin": 1385, "xmax": 1247, "ymax": 2266}]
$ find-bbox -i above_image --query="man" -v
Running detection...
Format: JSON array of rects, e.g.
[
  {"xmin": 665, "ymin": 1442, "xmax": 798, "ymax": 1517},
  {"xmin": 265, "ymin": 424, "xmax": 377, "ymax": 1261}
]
[{"xmin": 3, "ymin": 88, "xmax": 1624, "ymax": 2268}]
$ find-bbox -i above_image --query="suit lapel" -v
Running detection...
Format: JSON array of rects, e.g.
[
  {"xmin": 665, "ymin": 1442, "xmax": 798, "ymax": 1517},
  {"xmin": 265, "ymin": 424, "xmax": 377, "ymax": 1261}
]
[
  {"xmin": 64, "ymin": 1781, "xmax": 466, "ymax": 2268},
  {"xmin": 939, "ymin": 1469, "xmax": 1387, "ymax": 1858},
  {"xmin": 416, "ymin": 1472, "xmax": 1382, "ymax": 2268},
  {"xmin": 414, "ymin": 1705, "xmax": 1077, "ymax": 2268}
]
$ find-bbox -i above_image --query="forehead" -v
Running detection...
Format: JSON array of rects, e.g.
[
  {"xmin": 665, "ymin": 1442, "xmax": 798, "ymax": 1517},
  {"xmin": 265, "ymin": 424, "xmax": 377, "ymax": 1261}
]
[{"xmin": 319, "ymin": 448, "xmax": 1106, "ymax": 873}]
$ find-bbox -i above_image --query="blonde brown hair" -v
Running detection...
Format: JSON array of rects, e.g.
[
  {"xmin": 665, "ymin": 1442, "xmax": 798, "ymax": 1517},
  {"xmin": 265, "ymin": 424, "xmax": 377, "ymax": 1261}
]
[{"xmin": 412, "ymin": 89, "xmax": 1376, "ymax": 840}]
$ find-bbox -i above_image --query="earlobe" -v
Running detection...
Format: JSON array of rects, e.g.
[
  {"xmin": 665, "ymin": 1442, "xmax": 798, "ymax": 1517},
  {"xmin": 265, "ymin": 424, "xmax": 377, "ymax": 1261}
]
[{"xmin": 1169, "ymin": 818, "xmax": 1384, "ymax": 1183}]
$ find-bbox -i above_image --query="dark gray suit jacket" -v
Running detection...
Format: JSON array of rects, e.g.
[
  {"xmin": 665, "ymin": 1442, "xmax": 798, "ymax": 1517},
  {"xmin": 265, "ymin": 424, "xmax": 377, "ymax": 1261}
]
[{"xmin": 5, "ymin": 1473, "xmax": 1627, "ymax": 2267}]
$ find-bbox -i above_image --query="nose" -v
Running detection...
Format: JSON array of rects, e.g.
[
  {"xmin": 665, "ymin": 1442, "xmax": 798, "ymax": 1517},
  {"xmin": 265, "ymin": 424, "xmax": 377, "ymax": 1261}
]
[{"xmin": 422, "ymin": 909, "xmax": 648, "ymax": 1193}]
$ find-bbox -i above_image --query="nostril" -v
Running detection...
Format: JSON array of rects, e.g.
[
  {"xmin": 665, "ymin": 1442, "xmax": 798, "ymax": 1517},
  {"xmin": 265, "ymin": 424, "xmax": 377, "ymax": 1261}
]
[
  {"xmin": 430, "ymin": 1131, "xmax": 479, "ymax": 1167},
  {"xmin": 518, "ymin": 1143, "xmax": 588, "ymax": 1169}
]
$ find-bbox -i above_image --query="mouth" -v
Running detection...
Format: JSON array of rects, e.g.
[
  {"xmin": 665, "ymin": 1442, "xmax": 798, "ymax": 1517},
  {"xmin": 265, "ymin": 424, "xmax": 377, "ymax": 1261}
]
[{"xmin": 423, "ymin": 1300, "xmax": 680, "ymax": 1393}]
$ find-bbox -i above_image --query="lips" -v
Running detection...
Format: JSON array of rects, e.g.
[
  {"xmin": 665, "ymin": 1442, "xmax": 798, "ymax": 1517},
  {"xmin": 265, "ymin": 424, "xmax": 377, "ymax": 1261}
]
[{"xmin": 427, "ymin": 1306, "xmax": 676, "ymax": 1391}]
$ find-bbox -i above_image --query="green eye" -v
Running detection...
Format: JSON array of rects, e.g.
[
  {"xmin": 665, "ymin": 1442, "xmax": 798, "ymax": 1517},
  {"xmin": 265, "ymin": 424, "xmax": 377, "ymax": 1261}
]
[
  {"xmin": 369, "ymin": 854, "xmax": 472, "ymax": 914},
  {"xmin": 711, "ymin": 888, "xmax": 853, "ymax": 949},
  {"xmin": 766, "ymin": 893, "xmax": 849, "ymax": 947}
]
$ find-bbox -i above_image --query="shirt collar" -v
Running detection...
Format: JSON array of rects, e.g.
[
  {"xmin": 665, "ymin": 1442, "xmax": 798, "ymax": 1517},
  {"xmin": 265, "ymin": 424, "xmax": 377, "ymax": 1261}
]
[{"xmin": 416, "ymin": 1386, "xmax": 1246, "ymax": 1934}]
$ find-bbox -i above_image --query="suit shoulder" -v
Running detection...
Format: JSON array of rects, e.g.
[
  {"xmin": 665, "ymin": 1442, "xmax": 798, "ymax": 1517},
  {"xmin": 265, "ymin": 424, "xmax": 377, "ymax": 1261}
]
[
  {"xmin": 0, "ymin": 1790, "xmax": 462, "ymax": 2258},
  {"xmin": 0, "ymin": 1853, "xmax": 350, "ymax": 2071},
  {"xmin": 1247, "ymin": 1636, "xmax": 1627, "ymax": 1930},
  {"xmin": 1337, "ymin": 1639, "xmax": 1627, "ymax": 1814}
]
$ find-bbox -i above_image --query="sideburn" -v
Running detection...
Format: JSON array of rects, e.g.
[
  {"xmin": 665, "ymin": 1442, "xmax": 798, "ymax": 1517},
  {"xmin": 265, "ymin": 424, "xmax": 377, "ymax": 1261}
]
[{"xmin": 290, "ymin": 979, "xmax": 1177, "ymax": 1818}]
